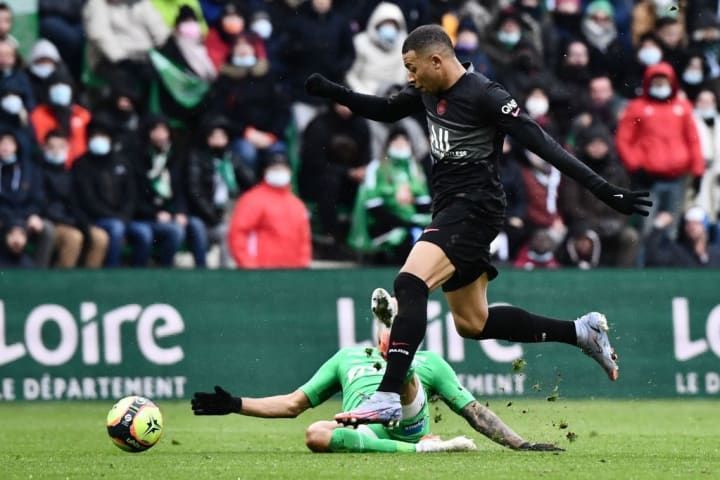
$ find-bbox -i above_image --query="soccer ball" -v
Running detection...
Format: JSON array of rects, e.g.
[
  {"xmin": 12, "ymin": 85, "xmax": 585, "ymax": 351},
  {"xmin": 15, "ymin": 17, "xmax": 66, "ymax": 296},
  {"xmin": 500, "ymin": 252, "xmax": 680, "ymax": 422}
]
[{"xmin": 106, "ymin": 396, "xmax": 163, "ymax": 452}]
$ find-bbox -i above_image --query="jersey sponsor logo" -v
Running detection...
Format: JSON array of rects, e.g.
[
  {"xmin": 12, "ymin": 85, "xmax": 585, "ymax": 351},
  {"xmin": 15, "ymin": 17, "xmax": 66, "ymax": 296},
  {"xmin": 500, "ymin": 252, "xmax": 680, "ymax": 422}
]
[
  {"xmin": 500, "ymin": 98, "xmax": 519, "ymax": 115},
  {"xmin": 436, "ymin": 99, "xmax": 448, "ymax": 115},
  {"xmin": 429, "ymin": 125, "xmax": 450, "ymax": 155}
]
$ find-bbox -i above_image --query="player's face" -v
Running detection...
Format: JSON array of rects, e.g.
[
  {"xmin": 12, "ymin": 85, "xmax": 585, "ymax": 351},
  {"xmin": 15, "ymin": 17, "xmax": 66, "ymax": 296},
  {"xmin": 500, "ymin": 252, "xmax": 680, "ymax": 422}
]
[{"xmin": 403, "ymin": 50, "xmax": 442, "ymax": 94}]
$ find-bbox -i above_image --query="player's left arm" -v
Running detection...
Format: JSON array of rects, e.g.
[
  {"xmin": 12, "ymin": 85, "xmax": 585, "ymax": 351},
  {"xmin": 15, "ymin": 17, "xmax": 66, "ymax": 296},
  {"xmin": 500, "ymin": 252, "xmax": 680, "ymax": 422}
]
[{"xmin": 484, "ymin": 83, "xmax": 652, "ymax": 217}]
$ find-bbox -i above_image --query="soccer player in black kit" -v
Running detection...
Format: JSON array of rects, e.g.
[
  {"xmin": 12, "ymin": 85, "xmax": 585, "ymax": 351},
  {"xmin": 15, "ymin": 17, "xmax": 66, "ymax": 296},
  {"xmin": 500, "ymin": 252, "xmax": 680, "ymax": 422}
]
[{"xmin": 305, "ymin": 25, "xmax": 652, "ymax": 427}]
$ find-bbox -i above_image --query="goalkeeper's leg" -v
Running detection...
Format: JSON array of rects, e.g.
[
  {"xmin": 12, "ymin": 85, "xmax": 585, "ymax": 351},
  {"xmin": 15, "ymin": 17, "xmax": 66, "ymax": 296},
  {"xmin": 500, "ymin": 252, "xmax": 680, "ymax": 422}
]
[{"xmin": 305, "ymin": 421, "xmax": 416, "ymax": 453}]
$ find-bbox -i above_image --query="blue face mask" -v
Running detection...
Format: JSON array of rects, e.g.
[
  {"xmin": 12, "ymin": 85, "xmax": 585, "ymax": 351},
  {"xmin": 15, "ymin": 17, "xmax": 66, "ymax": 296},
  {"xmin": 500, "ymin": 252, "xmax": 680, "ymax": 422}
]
[
  {"xmin": 231, "ymin": 55, "xmax": 257, "ymax": 67},
  {"xmin": 88, "ymin": 136, "xmax": 111, "ymax": 156},
  {"xmin": 498, "ymin": 30, "xmax": 521, "ymax": 46},
  {"xmin": 377, "ymin": 24, "xmax": 399, "ymax": 45},
  {"xmin": 49, "ymin": 83, "xmax": 72, "ymax": 106},
  {"xmin": 0, "ymin": 153, "xmax": 16, "ymax": 164},
  {"xmin": 45, "ymin": 150, "xmax": 67, "ymax": 165}
]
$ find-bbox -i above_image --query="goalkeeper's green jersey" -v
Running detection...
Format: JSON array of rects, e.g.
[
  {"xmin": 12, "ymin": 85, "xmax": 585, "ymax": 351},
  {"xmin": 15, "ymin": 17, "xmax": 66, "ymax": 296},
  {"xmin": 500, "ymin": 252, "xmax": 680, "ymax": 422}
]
[{"xmin": 300, "ymin": 347, "xmax": 475, "ymax": 441}]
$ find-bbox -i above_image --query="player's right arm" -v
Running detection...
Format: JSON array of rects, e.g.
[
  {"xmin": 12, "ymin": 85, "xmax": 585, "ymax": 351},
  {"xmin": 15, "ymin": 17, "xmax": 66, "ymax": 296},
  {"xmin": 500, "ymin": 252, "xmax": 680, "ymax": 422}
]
[{"xmin": 304, "ymin": 73, "xmax": 424, "ymax": 123}]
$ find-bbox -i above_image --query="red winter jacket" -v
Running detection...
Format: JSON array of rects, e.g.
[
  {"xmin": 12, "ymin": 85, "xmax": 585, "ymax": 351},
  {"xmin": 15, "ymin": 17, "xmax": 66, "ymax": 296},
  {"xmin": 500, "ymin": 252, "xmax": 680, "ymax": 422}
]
[
  {"xmin": 228, "ymin": 182, "xmax": 311, "ymax": 269},
  {"xmin": 616, "ymin": 62, "xmax": 704, "ymax": 179}
]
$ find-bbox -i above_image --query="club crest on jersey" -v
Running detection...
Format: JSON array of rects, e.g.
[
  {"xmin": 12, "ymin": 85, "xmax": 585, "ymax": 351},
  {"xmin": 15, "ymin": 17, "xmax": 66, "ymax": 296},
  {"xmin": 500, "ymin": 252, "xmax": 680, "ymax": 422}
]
[
  {"xmin": 501, "ymin": 98, "xmax": 519, "ymax": 115},
  {"xmin": 436, "ymin": 99, "xmax": 447, "ymax": 115}
]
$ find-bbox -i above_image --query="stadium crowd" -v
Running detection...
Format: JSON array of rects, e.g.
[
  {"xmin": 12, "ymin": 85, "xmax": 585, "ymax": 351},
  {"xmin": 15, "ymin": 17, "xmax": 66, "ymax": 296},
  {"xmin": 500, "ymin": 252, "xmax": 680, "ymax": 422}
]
[{"xmin": 1, "ymin": 0, "xmax": 719, "ymax": 269}]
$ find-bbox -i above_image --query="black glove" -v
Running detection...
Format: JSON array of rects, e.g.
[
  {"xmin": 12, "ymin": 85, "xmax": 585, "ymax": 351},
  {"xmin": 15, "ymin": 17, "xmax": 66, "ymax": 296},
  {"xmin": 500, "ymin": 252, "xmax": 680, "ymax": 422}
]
[
  {"xmin": 592, "ymin": 183, "xmax": 652, "ymax": 216},
  {"xmin": 518, "ymin": 442, "xmax": 565, "ymax": 452},
  {"xmin": 191, "ymin": 386, "xmax": 242, "ymax": 415},
  {"xmin": 304, "ymin": 73, "xmax": 346, "ymax": 100}
]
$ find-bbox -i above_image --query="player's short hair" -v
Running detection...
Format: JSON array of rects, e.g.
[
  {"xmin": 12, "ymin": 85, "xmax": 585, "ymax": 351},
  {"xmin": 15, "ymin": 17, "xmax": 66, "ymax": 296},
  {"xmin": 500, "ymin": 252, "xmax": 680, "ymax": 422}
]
[{"xmin": 402, "ymin": 24, "xmax": 454, "ymax": 56}]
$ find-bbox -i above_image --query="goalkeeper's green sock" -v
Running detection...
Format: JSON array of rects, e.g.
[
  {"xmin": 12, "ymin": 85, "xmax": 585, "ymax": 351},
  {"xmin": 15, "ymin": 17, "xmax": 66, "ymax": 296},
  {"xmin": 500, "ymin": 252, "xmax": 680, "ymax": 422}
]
[{"xmin": 329, "ymin": 428, "xmax": 416, "ymax": 453}]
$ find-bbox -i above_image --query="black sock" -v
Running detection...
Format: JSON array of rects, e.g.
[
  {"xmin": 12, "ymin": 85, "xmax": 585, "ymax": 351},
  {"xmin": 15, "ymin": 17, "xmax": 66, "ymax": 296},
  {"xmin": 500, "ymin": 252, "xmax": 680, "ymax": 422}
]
[
  {"xmin": 378, "ymin": 272, "xmax": 429, "ymax": 394},
  {"xmin": 477, "ymin": 306, "xmax": 577, "ymax": 345}
]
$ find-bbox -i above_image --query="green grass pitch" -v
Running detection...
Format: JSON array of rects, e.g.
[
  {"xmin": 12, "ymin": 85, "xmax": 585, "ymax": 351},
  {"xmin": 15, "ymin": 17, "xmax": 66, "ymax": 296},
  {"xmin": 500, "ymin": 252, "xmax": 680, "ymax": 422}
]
[{"xmin": 1, "ymin": 399, "xmax": 717, "ymax": 480}]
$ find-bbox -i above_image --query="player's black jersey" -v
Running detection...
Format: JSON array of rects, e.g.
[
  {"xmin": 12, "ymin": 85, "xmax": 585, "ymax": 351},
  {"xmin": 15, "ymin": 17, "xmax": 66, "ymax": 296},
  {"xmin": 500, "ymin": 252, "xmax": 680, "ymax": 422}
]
[{"xmin": 332, "ymin": 64, "xmax": 608, "ymax": 218}]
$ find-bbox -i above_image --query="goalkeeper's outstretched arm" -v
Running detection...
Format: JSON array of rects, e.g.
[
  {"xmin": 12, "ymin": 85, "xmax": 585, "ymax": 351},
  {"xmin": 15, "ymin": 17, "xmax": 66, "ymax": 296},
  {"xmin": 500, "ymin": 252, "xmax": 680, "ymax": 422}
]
[{"xmin": 191, "ymin": 385, "xmax": 311, "ymax": 418}]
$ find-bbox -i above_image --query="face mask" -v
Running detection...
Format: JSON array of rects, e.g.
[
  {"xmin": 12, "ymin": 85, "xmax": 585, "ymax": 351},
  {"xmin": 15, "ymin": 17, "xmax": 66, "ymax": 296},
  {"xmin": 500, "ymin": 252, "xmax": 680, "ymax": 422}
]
[
  {"xmin": 387, "ymin": 146, "xmax": 412, "ymax": 160},
  {"xmin": 525, "ymin": 96, "xmax": 549, "ymax": 117},
  {"xmin": 682, "ymin": 69, "xmax": 703, "ymax": 85},
  {"xmin": 498, "ymin": 30, "xmax": 521, "ymax": 46},
  {"xmin": 1, "ymin": 67, "xmax": 12, "ymax": 77},
  {"xmin": 1, "ymin": 94, "xmax": 22, "ymax": 114},
  {"xmin": 697, "ymin": 107, "xmax": 716, "ymax": 119},
  {"xmin": 251, "ymin": 19, "xmax": 272, "ymax": 39},
  {"xmin": 45, "ymin": 150, "xmax": 67, "ymax": 165},
  {"xmin": 455, "ymin": 40, "xmax": 478, "ymax": 52},
  {"xmin": 231, "ymin": 54, "xmax": 257, "ymax": 67},
  {"xmin": 264, "ymin": 168, "xmax": 291, "ymax": 187},
  {"xmin": 649, "ymin": 84, "xmax": 672, "ymax": 100},
  {"xmin": 0, "ymin": 153, "xmax": 16, "ymax": 165},
  {"xmin": 178, "ymin": 21, "xmax": 202, "ymax": 41},
  {"xmin": 88, "ymin": 136, "xmax": 111, "ymax": 156},
  {"xmin": 30, "ymin": 62, "xmax": 55, "ymax": 79},
  {"xmin": 209, "ymin": 146, "xmax": 226, "ymax": 157},
  {"xmin": 638, "ymin": 47, "xmax": 662, "ymax": 66},
  {"xmin": 49, "ymin": 83, "xmax": 72, "ymax": 106},
  {"xmin": 377, "ymin": 24, "xmax": 398, "ymax": 45}
]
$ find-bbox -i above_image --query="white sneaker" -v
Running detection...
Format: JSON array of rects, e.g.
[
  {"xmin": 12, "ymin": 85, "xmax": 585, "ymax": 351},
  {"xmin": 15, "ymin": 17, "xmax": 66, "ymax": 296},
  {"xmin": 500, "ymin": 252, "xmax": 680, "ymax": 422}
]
[
  {"xmin": 575, "ymin": 312, "xmax": 619, "ymax": 381},
  {"xmin": 371, "ymin": 288, "xmax": 398, "ymax": 328},
  {"xmin": 416, "ymin": 435, "xmax": 477, "ymax": 453}
]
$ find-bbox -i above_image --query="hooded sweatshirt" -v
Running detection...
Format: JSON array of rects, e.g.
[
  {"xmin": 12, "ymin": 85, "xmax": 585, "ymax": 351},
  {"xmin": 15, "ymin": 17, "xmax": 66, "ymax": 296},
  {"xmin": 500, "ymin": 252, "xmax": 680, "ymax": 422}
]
[{"xmin": 616, "ymin": 62, "xmax": 704, "ymax": 179}]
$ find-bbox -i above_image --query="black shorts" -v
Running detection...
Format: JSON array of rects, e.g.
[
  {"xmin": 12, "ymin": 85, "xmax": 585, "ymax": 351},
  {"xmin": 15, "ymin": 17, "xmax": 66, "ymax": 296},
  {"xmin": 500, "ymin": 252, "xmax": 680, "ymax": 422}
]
[{"xmin": 419, "ymin": 199, "xmax": 503, "ymax": 292}]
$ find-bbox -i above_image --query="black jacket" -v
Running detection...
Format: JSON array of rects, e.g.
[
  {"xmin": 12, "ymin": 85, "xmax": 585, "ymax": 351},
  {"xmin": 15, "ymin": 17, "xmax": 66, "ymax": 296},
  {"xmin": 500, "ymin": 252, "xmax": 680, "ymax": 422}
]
[
  {"xmin": 73, "ymin": 150, "xmax": 136, "ymax": 222},
  {"xmin": 645, "ymin": 228, "xmax": 720, "ymax": 268},
  {"xmin": 186, "ymin": 148, "xmax": 254, "ymax": 226},
  {"xmin": 0, "ymin": 156, "xmax": 43, "ymax": 230},
  {"xmin": 134, "ymin": 144, "xmax": 188, "ymax": 220}
]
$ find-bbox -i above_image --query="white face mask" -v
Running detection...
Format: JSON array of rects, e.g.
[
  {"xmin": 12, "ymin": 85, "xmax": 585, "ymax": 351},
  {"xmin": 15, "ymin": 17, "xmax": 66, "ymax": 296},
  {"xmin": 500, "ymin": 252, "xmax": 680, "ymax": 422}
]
[
  {"xmin": 525, "ymin": 96, "xmax": 549, "ymax": 117},
  {"xmin": 45, "ymin": 149, "xmax": 67, "ymax": 165},
  {"xmin": 30, "ymin": 62, "xmax": 55, "ymax": 79},
  {"xmin": 387, "ymin": 146, "xmax": 412, "ymax": 160},
  {"xmin": 1, "ymin": 94, "xmax": 23, "ymax": 114},
  {"xmin": 264, "ymin": 167, "xmax": 291, "ymax": 187},
  {"xmin": 682, "ymin": 69, "xmax": 703, "ymax": 85},
  {"xmin": 251, "ymin": 19, "xmax": 272, "ymax": 39},
  {"xmin": 232, "ymin": 55, "xmax": 257, "ymax": 68},
  {"xmin": 49, "ymin": 83, "xmax": 72, "ymax": 106},
  {"xmin": 377, "ymin": 24, "xmax": 399, "ymax": 46},
  {"xmin": 498, "ymin": 30, "xmax": 521, "ymax": 46},
  {"xmin": 649, "ymin": 84, "xmax": 672, "ymax": 100},
  {"xmin": 638, "ymin": 47, "xmax": 662, "ymax": 66},
  {"xmin": 0, "ymin": 152, "xmax": 16, "ymax": 164},
  {"xmin": 88, "ymin": 136, "xmax": 111, "ymax": 156},
  {"xmin": 697, "ymin": 107, "xmax": 717, "ymax": 119}
]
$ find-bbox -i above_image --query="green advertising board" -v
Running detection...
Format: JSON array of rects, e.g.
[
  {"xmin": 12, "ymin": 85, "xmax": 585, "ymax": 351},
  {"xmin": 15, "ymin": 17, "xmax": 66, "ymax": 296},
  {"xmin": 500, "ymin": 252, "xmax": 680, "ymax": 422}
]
[{"xmin": 0, "ymin": 269, "xmax": 718, "ymax": 402}]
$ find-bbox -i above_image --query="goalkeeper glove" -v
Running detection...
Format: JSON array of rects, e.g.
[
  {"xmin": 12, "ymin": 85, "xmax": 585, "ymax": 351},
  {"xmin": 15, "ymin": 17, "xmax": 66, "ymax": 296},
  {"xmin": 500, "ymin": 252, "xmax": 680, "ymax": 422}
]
[{"xmin": 191, "ymin": 385, "xmax": 242, "ymax": 415}]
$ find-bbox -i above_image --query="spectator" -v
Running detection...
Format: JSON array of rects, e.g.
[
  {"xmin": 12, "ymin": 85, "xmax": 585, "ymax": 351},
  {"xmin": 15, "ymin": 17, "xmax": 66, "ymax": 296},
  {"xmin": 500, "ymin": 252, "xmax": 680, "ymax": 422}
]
[
  {"xmin": 483, "ymin": 8, "xmax": 540, "ymax": 89},
  {"xmin": 186, "ymin": 116, "xmax": 254, "ymax": 268},
  {"xmin": 580, "ymin": 0, "xmax": 626, "ymax": 77},
  {"xmin": 0, "ymin": 85, "xmax": 35, "ymax": 159},
  {"xmin": 556, "ymin": 39, "xmax": 592, "ymax": 103},
  {"xmin": 679, "ymin": 53, "xmax": 709, "ymax": 102},
  {"xmin": 498, "ymin": 139, "xmax": 527, "ymax": 261},
  {"xmin": 151, "ymin": 0, "xmax": 205, "ymax": 30},
  {"xmin": 228, "ymin": 152, "xmax": 311, "ymax": 269},
  {"xmin": 513, "ymin": 229, "xmax": 561, "ymax": 270},
  {"xmin": 551, "ymin": 0, "xmax": 583, "ymax": 47},
  {"xmin": 587, "ymin": 74, "xmax": 626, "ymax": 132},
  {"xmin": 26, "ymin": 39, "xmax": 71, "ymax": 105},
  {"xmin": 153, "ymin": 5, "xmax": 216, "ymax": 124},
  {"xmin": 132, "ymin": 116, "xmax": 191, "ymax": 268},
  {"xmin": 0, "ymin": 39, "xmax": 36, "ymax": 112},
  {"xmin": 688, "ymin": 12, "xmax": 720, "ymax": 80},
  {"xmin": 348, "ymin": 127, "xmax": 431, "ymax": 263},
  {"xmin": 205, "ymin": 3, "xmax": 265, "ymax": 70},
  {"xmin": 38, "ymin": 0, "xmax": 86, "ymax": 81},
  {"xmin": 616, "ymin": 61, "xmax": 704, "ymax": 238},
  {"xmin": 299, "ymin": 102, "xmax": 371, "ymax": 243},
  {"xmin": 560, "ymin": 123, "xmax": 639, "ymax": 267},
  {"xmin": 73, "ymin": 119, "xmax": 150, "ymax": 267},
  {"xmin": 208, "ymin": 33, "xmax": 289, "ymax": 173},
  {"xmin": 620, "ymin": 33, "xmax": 665, "ymax": 98},
  {"xmin": 454, "ymin": 18, "xmax": 494, "ymax": 79},
  {"xmin": 345, "ymin": 2, "xmax": 407, "ymax": 95},
  {"xmin": 519, "ymin": 149, "xmax": 566, "ymax": 247},
  {"xmin": 645, "ymin": 208, "xmax": 720, "ymax": 267},
  {"xmin": 94, "ymin": 78, "xmax": 143, "ymax": 161},
  {"xmin": 280, "ymin": 0, "xmax": 355, "ymax": 133},
  {"xmin": 30, "ymin": 76, "xmax": 91, "ymax": 168},
  {"xmin": 0, "ymin": 2, "xmax": 17, "ymax": 49},
  {"xmin": 558, "ymin": 226, "xmax": 602, "ymax": 269},
  {"xmin": 0, "ymin": 130, "xmax": 55, "ymax": 267},
  {"xmin": 692, "ymin": 89, "xmax": 720, "ymax": 235},
  {"xmin": 523, "ymin": 85, "xmax": 558, "ymax": 138},
  {"xmin": 83, "ymin": 0, "xmax": 170, "ymax": 98},
  {"xmin": 38, "ymin": 129, "xmax": 108, "ymax": 268},
  {"xmin": 655, "ymin": 16, "xmax": 687, "ymax": 74},
  {"xmin": 0, "ymin": 225, "xmax": 33, "ymax": 268}
]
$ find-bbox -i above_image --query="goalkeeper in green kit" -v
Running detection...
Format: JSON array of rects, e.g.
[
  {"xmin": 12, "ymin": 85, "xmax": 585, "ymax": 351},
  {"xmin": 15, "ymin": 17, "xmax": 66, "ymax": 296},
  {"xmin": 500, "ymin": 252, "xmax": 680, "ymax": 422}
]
[{"xmin": 191, "ymin": 289, "xmax": 561, "ymax": 454}]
